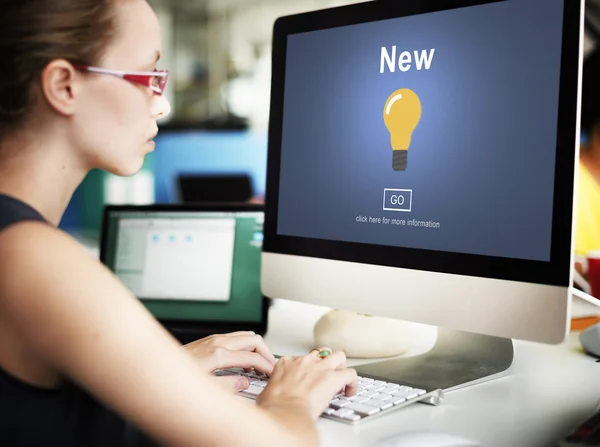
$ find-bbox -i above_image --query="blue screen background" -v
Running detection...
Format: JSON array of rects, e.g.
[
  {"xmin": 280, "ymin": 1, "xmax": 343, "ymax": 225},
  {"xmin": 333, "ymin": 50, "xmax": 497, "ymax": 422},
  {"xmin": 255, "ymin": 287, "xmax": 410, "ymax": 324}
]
[{"xmin": 276, "ymin": 0, "xmax": 564, "ymax": 262}]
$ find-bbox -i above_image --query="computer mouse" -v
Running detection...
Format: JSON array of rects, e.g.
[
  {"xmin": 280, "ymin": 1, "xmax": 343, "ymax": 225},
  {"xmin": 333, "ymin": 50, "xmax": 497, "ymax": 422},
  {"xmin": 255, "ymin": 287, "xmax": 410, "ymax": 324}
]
[
  {"xmin": 580, "ymin": 322, "xmax": 600, "ymax": 357},
  {"xmin": 376, "ymin": 431, "xmax": 481, "ymax": 447}
]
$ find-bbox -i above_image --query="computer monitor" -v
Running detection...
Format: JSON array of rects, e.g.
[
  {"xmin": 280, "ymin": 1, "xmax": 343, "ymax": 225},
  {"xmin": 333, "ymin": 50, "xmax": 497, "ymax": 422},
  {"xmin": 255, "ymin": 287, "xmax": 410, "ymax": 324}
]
[
  {"xmin": 150, "ymin": 127, "xmax": 267, "ymax": 204},
  {"xmin": 261, "ymin": 0, "xmax": 583, "ymax": 390},
  {"xmin": 100, "ymin": 204, "xmax": 269, "ymax": 343},
  {"xmin": 177, "ymin": 173, "xmax": 254, "ymax": 203}
]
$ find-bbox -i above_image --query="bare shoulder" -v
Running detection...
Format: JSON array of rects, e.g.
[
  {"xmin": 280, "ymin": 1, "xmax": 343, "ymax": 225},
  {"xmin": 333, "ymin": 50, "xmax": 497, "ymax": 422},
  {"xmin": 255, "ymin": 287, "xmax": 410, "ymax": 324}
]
[
  {"xmin": 0, "ymin": 220, "xmax": 153, "ymax": 364},
  {"xmin": 0, "ymin": 220, "xmax": 86, "ymax": 290},
  {"xmin": 0, "ymin": 219, "xmax": 87, "ymax": 258},
  {"xmin": 0, "ymin": 221, "xmax": 102, "ymax": 306}
]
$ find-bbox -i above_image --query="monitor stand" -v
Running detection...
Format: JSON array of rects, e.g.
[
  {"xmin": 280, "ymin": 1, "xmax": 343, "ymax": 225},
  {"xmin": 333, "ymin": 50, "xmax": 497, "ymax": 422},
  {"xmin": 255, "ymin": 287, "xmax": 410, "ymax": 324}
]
[{"xmin": 354, "ymin": 327, "xmax": 514, "ymax": 392}]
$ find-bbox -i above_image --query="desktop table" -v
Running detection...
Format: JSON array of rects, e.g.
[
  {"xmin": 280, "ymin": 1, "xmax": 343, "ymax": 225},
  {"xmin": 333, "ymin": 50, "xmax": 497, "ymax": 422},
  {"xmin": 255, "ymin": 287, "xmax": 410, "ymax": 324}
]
[
  {"xmin": 75, "ymin": 234, "xmax": 598, "ymax": 446},
  {"xmin": 263, "ymin": 299, "xmax": 600, "ymax": 447}
]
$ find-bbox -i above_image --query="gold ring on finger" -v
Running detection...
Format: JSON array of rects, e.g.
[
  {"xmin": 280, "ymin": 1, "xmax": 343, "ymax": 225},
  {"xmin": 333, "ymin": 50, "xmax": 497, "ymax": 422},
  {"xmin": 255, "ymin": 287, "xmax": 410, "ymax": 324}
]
[{"xmin": 318, "ymin": 349, "xmax": 332, "ymax": 358}]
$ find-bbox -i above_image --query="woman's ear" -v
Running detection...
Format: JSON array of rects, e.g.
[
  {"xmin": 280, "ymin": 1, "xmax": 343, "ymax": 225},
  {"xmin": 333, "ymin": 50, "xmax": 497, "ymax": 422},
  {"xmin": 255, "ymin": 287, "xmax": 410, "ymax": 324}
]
[{"xmin": 39, "ymin": 60, "xmax": 77, "ymax": 117}]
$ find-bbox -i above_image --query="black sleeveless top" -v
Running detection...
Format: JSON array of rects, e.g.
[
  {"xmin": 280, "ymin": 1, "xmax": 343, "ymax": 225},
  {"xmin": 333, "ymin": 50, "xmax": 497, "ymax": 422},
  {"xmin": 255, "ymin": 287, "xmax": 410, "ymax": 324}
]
[{"xmin": 0, "ymin": 194, "xmax": 156, "ymax": 447}]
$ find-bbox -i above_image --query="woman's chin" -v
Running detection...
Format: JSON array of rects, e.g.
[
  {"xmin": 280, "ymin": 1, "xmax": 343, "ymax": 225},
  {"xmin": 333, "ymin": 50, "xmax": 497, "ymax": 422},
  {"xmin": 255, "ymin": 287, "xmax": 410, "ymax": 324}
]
[{"xmin": 105, "ymin": 158, "xmax": 146, "ymax": 177}]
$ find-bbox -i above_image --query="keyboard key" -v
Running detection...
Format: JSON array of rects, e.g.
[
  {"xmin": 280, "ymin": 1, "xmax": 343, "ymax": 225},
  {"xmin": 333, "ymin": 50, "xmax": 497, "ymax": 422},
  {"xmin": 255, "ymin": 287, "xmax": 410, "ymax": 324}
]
[
  {"xmin": 363, "ymin": 399, "xmax": 393, "ymax": 410},
  {"xmin": 381, "ymin": 385, "xmax": 400, "ymax": 394},
  {"xmin": 330, "ymin": 398, "xmax": 351, "ymax": 409},
  {"xmin": 222, "ymin": 368, "xmax": 244, "ymax": 374},
  {"xmin": 361, "ymin": 391, "xmax": 380, "ymax": 399},
  {"xmin": 392, "ymin": 396, "xmax": 407, "ymax": 405},
  {"xmin": 243, "ymin": 385, "xmax": 264, "ymax": 396},
  {"xmin": 332, "ymin": 408, "xmax": 355, "ymax": 418},
  {"xmin": 391, "ymin": 389, "xmax": 419, "ymax": 400},
  {"xmin": 214, "ymin": 370, "xmax": 240, "ymax": 377},
  {"xmin": 345, "ymin": 402, "xmax": 381, "ymax": 416},
  {"xmin": 349, "ymin": 395, "xmax": 372, "ymax": 403}
]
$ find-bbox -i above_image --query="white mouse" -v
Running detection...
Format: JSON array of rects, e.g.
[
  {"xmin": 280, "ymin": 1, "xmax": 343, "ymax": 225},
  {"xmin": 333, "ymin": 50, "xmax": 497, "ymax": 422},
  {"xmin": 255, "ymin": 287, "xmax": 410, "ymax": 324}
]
[
  {"xmin": 376, "ymin": 431, "xmax": 481, "ymax": 447},
  {"xmin": 580, "ymin": 322, "xmax": 600, "ymax": 357}
]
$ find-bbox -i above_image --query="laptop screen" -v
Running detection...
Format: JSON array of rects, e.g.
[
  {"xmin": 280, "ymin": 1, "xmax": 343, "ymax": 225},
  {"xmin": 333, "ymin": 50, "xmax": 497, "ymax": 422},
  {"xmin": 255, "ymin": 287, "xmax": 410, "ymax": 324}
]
[{"xmin": 101, "ymin": 208, "xmax": 264, "ymax": 324}]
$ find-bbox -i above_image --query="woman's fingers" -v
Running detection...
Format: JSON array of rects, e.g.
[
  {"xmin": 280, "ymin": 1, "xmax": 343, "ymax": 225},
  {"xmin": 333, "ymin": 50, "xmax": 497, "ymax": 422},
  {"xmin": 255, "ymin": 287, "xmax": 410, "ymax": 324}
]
[
  {"xmin": 337, "ymin": 368, "xmax": 359, "ymax": 396},
  {"xmin": 256, "ymin": 350, "xmax": 359, "ymax": 421},
  {"xmin": 222, "ymin": 331, "xmax": 257, "ymax": 337},
  {"xmin": 213, "ymin": 333, "xmax": 276, "ymax": 366},
  {"xmin": 215, "ymin": 374, "xmax": 250, "ymax": 393},
  {"xmin": 317, "ymin": 350, "xmax": 347, "ymax": 371},
  {"xmin": 324, "ymin": 368, "xmax": 358, "ymax": 397},
  {"xmin": 212, "ymin": 348, "xmax": 275, "ymax": 376}
]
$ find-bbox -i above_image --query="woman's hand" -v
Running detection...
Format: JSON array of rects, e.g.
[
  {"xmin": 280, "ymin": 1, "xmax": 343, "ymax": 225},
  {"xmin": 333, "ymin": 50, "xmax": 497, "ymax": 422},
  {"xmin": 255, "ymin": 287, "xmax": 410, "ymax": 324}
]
[
  {"xmin": 184, "ymin": 331, "xmax": 276, "ymax": 390},
  {"xmin": 256, "ymin": 348, "xmax": 358, "ymax": 420}
]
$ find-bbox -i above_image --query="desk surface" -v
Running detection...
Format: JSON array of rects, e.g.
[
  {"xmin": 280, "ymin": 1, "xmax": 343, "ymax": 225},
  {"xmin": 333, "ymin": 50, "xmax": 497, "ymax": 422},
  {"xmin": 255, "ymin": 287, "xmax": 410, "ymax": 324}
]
[
  {"xmin": 263, "ymin": 299, "xmax": 600, "ymax": 447},
  {"xmin": 74, "ymin": 235, "xmax": 600, "ymax": 445}
]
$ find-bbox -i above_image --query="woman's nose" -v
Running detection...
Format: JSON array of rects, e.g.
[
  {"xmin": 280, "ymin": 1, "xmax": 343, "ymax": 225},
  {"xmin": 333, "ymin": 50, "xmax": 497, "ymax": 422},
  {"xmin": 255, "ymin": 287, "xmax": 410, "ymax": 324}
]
[{"xmin": 151, "ymin": 94, "xmax": 171, "ymax": 119}]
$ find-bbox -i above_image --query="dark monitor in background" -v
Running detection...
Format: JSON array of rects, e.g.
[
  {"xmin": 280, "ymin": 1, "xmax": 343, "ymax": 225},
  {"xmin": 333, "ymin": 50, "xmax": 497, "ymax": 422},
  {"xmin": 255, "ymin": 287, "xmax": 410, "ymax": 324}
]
[
  {"xmin": 178, "ymin": 173, "xmax": 254, "ymax": 203},
  {"xmin": 150, "ymin": 128, "xmax": 267, "ymax": 204}
]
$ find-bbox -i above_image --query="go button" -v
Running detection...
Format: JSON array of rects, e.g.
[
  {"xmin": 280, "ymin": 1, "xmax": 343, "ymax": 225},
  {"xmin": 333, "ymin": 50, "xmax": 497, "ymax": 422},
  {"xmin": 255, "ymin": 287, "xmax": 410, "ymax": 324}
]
[{"xmin": 383, "ymin": 189, "xmax": 412, "ymax": 212}]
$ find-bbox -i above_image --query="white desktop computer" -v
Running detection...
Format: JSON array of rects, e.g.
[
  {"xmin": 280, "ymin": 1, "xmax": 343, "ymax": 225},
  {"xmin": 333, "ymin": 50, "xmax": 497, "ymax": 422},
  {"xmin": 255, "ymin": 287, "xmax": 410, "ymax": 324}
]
[{"xmin": 261, "ymin": 0, "xmax": 584, "ymax": 392}]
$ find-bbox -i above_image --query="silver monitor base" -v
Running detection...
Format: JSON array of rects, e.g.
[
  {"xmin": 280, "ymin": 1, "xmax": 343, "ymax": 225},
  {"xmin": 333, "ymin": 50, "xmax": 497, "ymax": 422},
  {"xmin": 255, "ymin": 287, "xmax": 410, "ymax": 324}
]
[{"xmin": 355, "ymin": 327, "xmax": 514, "ymax": 392}]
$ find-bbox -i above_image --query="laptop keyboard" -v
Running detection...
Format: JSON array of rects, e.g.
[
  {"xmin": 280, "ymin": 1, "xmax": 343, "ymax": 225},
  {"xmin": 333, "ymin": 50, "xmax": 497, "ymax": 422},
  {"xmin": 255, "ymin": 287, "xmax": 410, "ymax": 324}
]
[{"xmin": 215, "ymin": 367, "xmax": 444, "ymax": 424}]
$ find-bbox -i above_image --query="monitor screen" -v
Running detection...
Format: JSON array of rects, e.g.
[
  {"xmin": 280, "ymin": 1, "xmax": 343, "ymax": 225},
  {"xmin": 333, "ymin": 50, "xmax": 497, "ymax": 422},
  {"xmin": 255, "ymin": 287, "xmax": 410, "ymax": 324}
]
[
  {"xmin": 276, "ymin": 0, "xmax": 562, "ymax": 263},
  {"xmin": 262, "ymin": 0, "xmax": 581, "ymax": 344},
  {"xmin": 101, "ymin": 208, "xmax": 265, "ymax": 324}
]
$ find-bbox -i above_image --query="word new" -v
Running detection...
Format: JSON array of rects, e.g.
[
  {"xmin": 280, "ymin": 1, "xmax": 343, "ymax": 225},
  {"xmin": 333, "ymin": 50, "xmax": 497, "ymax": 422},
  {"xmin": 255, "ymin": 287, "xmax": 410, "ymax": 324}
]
[{"xmin": 380, "ymin": 46, "xmax": 435, "ymax": 73}]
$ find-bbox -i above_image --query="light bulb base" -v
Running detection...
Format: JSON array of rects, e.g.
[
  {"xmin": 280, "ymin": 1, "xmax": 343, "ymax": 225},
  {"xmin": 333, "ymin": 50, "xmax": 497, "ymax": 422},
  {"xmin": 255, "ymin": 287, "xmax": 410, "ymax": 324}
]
[{"xmin": 392, "ymin": 150, "xmax": 408, "ymax": 171}]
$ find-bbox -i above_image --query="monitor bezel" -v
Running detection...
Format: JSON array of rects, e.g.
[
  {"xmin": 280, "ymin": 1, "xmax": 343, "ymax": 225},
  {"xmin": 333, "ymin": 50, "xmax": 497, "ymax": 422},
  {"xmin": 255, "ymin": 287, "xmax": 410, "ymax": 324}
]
[
  {"xmin": 100, "ymin": 203, "xmax": 270, "ymax": 336},
  {"xmin": 263, "ymin": 0, "xmax": 581, "ymax": 287}
]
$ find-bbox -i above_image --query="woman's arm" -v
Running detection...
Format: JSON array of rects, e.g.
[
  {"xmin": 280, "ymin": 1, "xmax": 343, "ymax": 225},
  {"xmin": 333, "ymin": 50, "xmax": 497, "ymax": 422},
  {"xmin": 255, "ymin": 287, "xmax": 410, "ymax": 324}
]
[{"xmin": 0, "ymin": 222, "xmax": 320, "ymax": 447}]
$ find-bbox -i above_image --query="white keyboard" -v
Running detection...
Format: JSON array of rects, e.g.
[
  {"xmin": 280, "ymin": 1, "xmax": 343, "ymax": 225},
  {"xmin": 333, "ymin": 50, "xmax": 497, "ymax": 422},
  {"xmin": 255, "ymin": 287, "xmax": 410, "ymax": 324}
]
[{"xmin": 215, "ymin": 367, "xmax": 444, "ymax": 425}]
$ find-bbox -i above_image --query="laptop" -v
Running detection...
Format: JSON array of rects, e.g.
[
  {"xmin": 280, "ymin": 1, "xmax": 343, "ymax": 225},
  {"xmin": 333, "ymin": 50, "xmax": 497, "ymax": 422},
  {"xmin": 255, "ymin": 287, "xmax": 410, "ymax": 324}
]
[{"xmin": 99, "ymin": 203, "xmax": 269, "ymax": 344}]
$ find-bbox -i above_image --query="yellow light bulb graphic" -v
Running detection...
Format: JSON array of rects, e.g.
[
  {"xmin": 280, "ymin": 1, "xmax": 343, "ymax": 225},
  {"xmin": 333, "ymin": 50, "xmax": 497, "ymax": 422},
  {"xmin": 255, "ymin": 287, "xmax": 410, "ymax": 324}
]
[{"xmin": 383, "ymin": 88, "xmax": 422, "ymax": 171}]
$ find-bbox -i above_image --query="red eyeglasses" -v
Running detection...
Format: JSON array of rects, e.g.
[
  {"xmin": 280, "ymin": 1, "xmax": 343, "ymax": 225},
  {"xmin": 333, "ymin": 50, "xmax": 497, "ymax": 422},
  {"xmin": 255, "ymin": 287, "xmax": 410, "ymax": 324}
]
[{"xmin": 73, "ymin": 65, "xmax": 169, "ymax": 96}]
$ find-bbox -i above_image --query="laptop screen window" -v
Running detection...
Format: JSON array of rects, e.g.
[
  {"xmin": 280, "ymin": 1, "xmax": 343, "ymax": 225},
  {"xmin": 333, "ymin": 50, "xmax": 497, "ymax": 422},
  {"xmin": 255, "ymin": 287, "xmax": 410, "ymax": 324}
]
[
  {"xmin": 102, "ymin": 210, "xmax": 264, "ymax": 324},
  {"xmin": 115, "ymin": 217, "xmax": 236, "ymax": 301}
]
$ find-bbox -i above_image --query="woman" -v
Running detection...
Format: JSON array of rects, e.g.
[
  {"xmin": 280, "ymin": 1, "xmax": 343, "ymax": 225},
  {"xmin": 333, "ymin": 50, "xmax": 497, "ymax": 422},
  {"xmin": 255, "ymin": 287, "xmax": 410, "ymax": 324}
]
[{"xmin": 0, "ymin": 1, "xmax": 357, "ymax": 446}]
